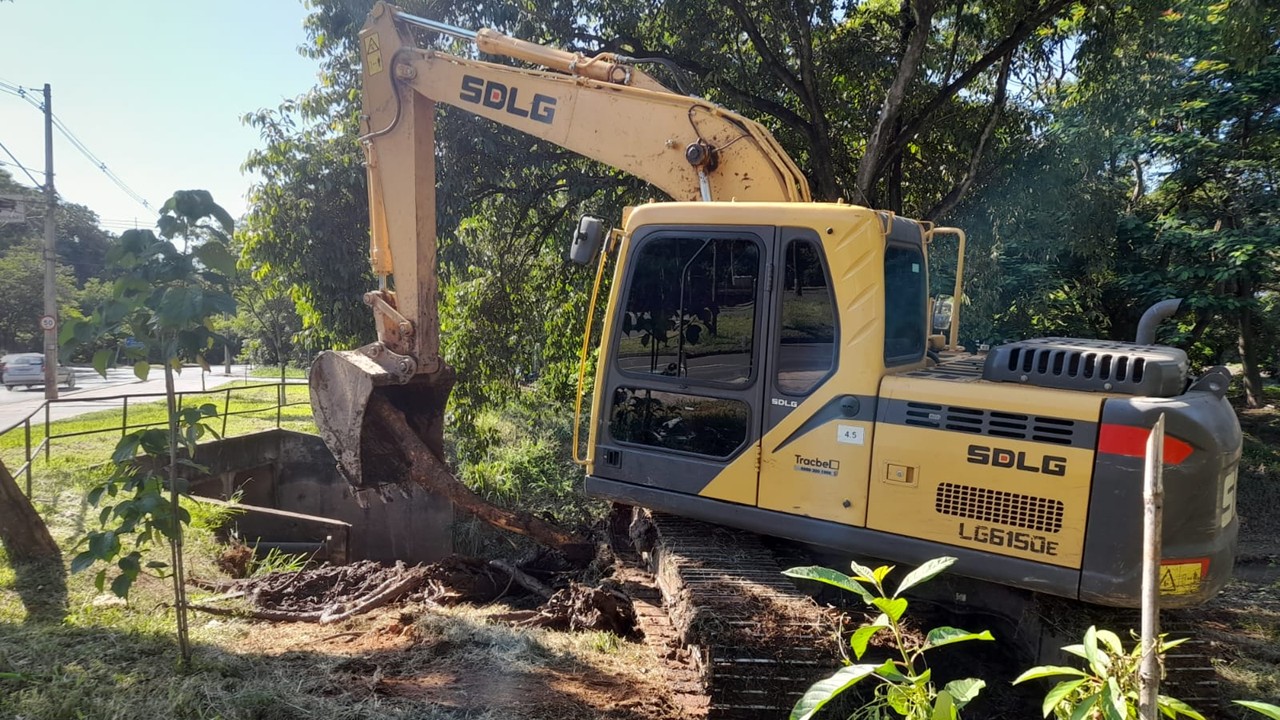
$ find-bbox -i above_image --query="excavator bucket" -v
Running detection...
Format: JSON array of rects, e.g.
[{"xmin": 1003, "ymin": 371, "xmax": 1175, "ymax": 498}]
[{"xmin": 310, "ymin": 348, "xmax": 455, "ymax": 489}]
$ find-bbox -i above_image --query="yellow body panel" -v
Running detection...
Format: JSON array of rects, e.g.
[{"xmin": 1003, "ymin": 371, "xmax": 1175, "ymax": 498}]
[
  {"xmin": 699, "ymin": 450, "xmax": 762, "ymax": 505},
  {"xmin": 867, "ymin": 376, "xmax": 1104, "ymax": 568},
  {"xmin": 591, "ymin": 203, "xmax": 1109, "ymax": 572},
  {"xmin": 757, "ymin": 414, "xmax": 875, "ymax": 523}
]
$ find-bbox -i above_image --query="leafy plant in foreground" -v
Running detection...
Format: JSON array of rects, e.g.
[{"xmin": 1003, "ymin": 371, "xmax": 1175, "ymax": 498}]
[
  {"xmin": 1013, "ymin": 626, "xmax": 1204, "ymax": 719},
  {"xmin": 1235, "ymin": 701, "xmax": 1280, "ymax": 718},
  {"xmin": 783, "ymin": 556, "xmax": 993, "ymax": 720}
]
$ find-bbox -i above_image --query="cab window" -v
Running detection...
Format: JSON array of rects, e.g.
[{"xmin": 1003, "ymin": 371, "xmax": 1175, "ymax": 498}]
[
  {"xmin": 776, "ymin": 238, "xmax": 836, "ymax": 395},
  {"xmin": 615, "ymin": 234, "xmax": 760, "ymax": 386},
  {"xmin": 884, "ymin": 244, "xmax": 926, "ymax": 364}
]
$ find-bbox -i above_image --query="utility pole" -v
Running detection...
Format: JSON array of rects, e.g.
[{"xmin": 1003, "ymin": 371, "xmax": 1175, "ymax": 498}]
[{"xmin": 42, "ymin": 83, "xmax": 59, "ymax": 401}]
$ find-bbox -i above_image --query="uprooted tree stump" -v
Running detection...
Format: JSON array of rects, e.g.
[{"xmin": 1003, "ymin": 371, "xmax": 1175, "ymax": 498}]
[{"xmin": 365, "ymin": 394, "xmax": 594, "ymax": 563}]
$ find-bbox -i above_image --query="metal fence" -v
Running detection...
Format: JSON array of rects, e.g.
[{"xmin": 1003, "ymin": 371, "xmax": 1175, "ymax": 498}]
[{"xmin": 0, "ymin": 379, "xmax": 310, "ymax": 495}]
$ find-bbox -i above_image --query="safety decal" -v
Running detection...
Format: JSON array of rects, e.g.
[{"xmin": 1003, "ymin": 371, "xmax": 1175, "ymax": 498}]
[
  {"xmin": 364, "ymin": 34, "xmax": 384, "ymax": 76},
  {"xmin": 1159, "ymin": 559, "xmax": 1208, "ymax": 596}
]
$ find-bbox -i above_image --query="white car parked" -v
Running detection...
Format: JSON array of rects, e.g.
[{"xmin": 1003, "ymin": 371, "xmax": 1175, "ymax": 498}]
[{"xmin": 2, "ymin": 353, "xmax": 75, "ymax": 390}]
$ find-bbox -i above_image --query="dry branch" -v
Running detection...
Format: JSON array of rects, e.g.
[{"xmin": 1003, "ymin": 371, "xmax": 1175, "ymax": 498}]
[
  {"xmin": 319, "ymin": 567, "xmax": 427, "ymax": 624},
  {"xmin": 489, "ymin": 559, "xmax": 554, "ymax": 599}
]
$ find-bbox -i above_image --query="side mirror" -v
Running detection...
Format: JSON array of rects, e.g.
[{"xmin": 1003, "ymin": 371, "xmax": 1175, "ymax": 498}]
[
  {"xmin": 568, "ymin": 215, "xmax": 605, "ymax": 265},
  {"xmin": 931, "ymin": 295, "xmax": 953, "ymax": 333}
]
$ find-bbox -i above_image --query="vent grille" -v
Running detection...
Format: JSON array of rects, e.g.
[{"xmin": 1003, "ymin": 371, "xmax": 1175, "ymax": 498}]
[
  {"xmin": 982, "ymin": 338, "xmax": 1187, "ymax": 397},
  {"xmin": 903, "ymin": 402, "xmax": 1079, "ymax": 446},
  {"xmin": 935, "ymin": 482, "xmax": 1064, "ymax": 533},
  {"xmin": 1003, "ymin": 346, "xmax": 1146, "ymax": 383}
]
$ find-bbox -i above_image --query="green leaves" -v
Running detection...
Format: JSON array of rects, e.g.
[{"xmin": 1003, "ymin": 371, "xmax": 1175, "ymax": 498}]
[
  {"xmin": 789, "ymin": 664, "xmax": 878, "ymax": 720},
  {"xmin": 924, "ymin": 627, "xmax": 995, "ymax": 650},
  {"xmin": 1019, "ymin": 626, "xmax": 1206, "ymax": 720},
  {"xmin": 895, "ymin": 556, "xmax": 956, "ymax": 597},
  {"xmin": 1013, "ymin": 665, "xmax": 1089, "ymax": 684},
  {"xmin": 849, "ymin": 614, "xmax": 891, "ymax": 659},
  {"xmin": 1235, "ymin": 701, "xmax": 1280, "ymax": 719},
  {"xmin": 60, "ymin": 190, "xmax": 234, "ymax": 606},
  {"xmin": 783, "ymin": 565, "xmax": 874, "ymax": 603},
  {"xmin": 872, "ymin": 596, "xmax": 909, "ymax": 623},
  {"xmin": 786, "ymin": 557, "xmax": 982, "ymax": 719}
]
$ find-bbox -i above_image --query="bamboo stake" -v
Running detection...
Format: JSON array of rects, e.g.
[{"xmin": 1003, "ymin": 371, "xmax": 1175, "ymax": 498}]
[{"xmin": 1139, "ymin": 413, "xmax": 1166, "ymax": 719}]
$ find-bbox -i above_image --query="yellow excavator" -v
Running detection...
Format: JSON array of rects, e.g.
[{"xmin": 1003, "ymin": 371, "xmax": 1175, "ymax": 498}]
[{"xmin": 311, "ymin": 2, "xmax": 1240, "ymax": 617}]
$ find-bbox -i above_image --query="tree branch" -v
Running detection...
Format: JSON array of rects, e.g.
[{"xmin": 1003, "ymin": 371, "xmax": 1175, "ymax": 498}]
[
  {"xmin": 719, "ymin": 0, "xmax": 807, "ymax": 100},
  {"xmin": 926, "ymin": 50, "xmax": 1013, "ymax": 221},
  {"xmin": 365, "ymin": 394, "xmax": 593, "ymax": 561},
  {"xmin": 855, "ymin": 0, "xmax": 939, "ymax": 203},
  {"xmin": 876, "ymin": 0, "xmax": 1074, "ymax": 182}
]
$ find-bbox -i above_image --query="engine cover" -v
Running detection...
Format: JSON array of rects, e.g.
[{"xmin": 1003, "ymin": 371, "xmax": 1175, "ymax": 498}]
[{"xmin": 982, "ymin": 337, "xmax": 1188, "ymax": 397}]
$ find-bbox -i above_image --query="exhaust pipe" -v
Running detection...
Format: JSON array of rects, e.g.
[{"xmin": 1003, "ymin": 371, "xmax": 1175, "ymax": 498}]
[{"xmin": 1135, "ymin": 298, "xmax": 1182, "ymax": 345}]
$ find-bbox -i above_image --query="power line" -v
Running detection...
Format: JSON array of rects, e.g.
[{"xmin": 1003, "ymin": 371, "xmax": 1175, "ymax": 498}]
[
  {"xmin": 0, "ymin": 79, "xmax": 156, "ymax": 213},
  {"xmin": 0, "ymin": 138, "xmax": 42, "ymax": 187},
  {"xmin": 0, "ymin": 82, "xmax": 45, "ymax": 112},
  {"xmin": 48, "ymin": 114, "xmax": 154, "ymax": 211}
]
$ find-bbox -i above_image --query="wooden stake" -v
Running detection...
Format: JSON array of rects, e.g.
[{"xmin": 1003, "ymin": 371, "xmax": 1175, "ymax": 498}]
[{"xmin": 1139, "ymin": 413, "xmax": 1165, "ymax": 719}]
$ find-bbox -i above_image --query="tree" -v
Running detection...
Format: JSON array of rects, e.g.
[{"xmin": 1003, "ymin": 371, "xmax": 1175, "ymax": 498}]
[
  {"xmin": 63, "ymin": 189, "xmax": 237, "ymax": 666},
  {"xmin": 0, "ymin": 457, "xmax": 66, "ymax": 623},
  {"xmin": 0, "ymin": 238, "xmax": 78, "ymax": 352}
]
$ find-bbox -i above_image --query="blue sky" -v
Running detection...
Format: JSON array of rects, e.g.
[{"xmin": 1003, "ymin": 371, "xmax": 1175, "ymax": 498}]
[{"xmin": 0, "ymin": 0, "xmax": 322, "ymax": 233}]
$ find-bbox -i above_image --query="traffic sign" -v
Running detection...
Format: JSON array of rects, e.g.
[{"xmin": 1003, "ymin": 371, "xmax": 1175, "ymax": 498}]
[{"xmin": 39, "ymin": 315, "xmax": 56, "ymax": 331}]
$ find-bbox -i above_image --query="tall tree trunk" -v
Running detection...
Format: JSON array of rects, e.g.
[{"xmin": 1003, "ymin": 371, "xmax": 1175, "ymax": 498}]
[
  {"xmin": 1237, "ymin": 276, "xmax": 1265, "ymax": 408},
  {"xmin": 0, "ymin": 458, "xmax": 67, "ymax": 622},
  {"xmin": 0, "ymin": 459, "xmax": 60, "ymax": 563},
  {"xmin": 855, "ymin": 0, "xmax": 938, "ymax": 204},
  {"xmin": 925, "ymin": 51, "xmax": 1014, "ymax": 221}
]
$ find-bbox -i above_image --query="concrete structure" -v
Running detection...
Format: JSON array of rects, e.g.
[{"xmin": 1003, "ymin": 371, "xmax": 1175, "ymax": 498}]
[{"xmin": 188, "ymin": 429, "xmax": 453, "ymax": 564}]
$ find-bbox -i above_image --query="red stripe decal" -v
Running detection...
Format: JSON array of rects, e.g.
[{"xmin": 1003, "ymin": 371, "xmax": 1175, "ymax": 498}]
[{"xmin": 1098, "ymin": 423, "xmax": 1193, "ymax": 465}]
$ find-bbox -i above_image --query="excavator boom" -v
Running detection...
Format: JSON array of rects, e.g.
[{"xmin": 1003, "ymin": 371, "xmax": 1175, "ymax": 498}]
[{"xmin": 311, "ymin": 1, "xmax": 810, "ymax": 487}]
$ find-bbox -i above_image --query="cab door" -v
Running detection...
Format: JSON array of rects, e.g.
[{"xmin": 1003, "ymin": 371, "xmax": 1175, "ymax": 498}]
[
  {"xmin": 755, "ymin": 225, "xmax": 879, "ymax": 526},
  {"xmin": 591, "ymin": 225, "xmax": 774, "ymax": 506}
]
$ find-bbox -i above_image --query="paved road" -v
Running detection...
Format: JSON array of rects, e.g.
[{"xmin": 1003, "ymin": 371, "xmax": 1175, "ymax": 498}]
[{"xmin": 0, "ymin": 364, "xmax": 258, "ymax": 431}]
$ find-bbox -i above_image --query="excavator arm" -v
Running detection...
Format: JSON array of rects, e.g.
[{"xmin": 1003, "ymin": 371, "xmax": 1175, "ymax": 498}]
[{"xmin": 311, "ymin": 1, "xmax": 810, "ymax": 487}]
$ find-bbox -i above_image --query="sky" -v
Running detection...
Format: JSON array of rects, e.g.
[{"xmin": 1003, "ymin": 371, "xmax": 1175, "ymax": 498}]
[{"xmin": 0, "ymin": 0, "xmax": 323, "ymax": 234}]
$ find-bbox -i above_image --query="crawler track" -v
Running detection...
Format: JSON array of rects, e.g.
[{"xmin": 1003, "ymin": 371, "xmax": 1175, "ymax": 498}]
[
  {"xmin": 613, "ymin": 509, "xmax": 1222, "ymax": 717},
  {"xmin": 617, "ymin": 510, "xmax": 841, "ymax": 719}
]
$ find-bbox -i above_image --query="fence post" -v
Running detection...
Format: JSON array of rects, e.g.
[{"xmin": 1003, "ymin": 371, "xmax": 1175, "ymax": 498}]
[
  {"xmin": 121, "ymin": 396, "xmax": 129, "ymax": 438},
  {"xmin": 23, "ymin": 417, "xmax": 32, "ymax": 496},
  {"xmin": 44, "ymin": 402, "xmax": 50, "ymax": 461},
  {"xmin": 222, "ymin": 387, "xmax": 231, "ymax": 438}
]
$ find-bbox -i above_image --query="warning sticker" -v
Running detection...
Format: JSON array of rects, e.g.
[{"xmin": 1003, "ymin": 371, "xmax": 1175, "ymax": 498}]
[
  {"xmin": 1159, "ymin": 559, "xmax": 1207, "ymax": 596},
  {"xmin": 364, "ymin": 34, "xmax": 384, "ymax": 75}
]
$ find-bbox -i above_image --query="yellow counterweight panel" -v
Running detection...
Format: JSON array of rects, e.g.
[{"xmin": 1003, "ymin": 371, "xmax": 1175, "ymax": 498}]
[{"xmin": 868, "ymin": 376, "xmax": 1105, "ymax": 569}]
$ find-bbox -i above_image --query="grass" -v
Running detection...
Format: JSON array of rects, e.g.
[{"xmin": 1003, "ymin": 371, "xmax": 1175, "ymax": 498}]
[
  {"xmin": 0, "ymin": 382, "xmax": 315, "ymax": 480},
  {"xmin": 1, "ymin": 381, "xmax": 664, "ymax": 720},
  {"xmin": 248, "ymin": 365, "xmax": 309, "ymax": 380}
]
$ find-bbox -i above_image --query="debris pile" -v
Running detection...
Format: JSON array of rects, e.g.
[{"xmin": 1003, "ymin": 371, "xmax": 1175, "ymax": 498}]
[{"xmin": 189, "ymin": 554, "xmax": 637, "ymax": 636}]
